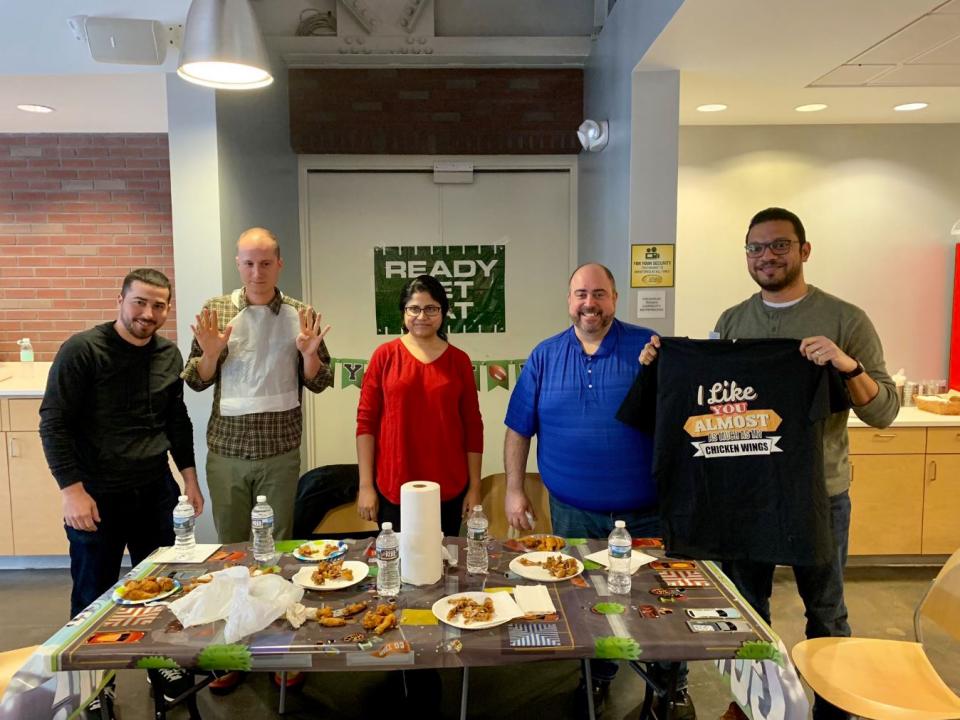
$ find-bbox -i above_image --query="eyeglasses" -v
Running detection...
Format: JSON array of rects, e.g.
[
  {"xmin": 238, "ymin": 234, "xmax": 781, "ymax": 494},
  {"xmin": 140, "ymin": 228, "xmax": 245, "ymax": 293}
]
[
  {"xmin": 404, "ymin": 305, "xmax": 442, "ymax": 318},
  {"xmin": 744, "ymin": 239, "xmax": 800, "ymax": 258}
]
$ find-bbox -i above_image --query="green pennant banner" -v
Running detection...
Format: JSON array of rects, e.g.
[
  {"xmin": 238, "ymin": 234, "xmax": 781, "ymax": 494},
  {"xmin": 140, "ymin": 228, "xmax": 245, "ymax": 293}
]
[
  {"xmin": 330, "ymin": 357, "xmax": 526, "ymax": 391},
  {"xmin": 339, "ymin": 358, "xmax": 367, "ymax": 388},
  {"xmin": 484, "ymin": 360, "xmax": 510, "ymax": 391}
]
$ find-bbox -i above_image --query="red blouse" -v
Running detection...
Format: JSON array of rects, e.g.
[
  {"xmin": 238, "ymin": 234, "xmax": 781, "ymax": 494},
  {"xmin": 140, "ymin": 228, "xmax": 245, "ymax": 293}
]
[{"xmin": 356, "ymin": 338, "xmax": 484, "ymax": 503}]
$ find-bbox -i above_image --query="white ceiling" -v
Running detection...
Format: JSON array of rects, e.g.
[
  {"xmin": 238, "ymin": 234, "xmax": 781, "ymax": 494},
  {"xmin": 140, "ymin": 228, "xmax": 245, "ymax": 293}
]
[
  {"xmin": 2, "ymin": 0, "xmax": 960, "ymax": 133},
  {"xmin": 643, "ymin": 0, "xmax": 960, "ymax": 125}
]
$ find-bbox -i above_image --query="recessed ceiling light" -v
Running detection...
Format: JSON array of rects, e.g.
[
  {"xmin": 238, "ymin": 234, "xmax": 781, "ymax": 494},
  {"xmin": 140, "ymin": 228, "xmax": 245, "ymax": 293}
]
[
  {"xmin": 795, "ymin": 103, "xmax": 827, "ymax": 113},
  {"xmin": 696, "ymin": 104, "xmax": 728, "ymax": 113},
  {"xmin": 17, "ymin": 104, "xmax": 55, "ymax": 114},
  {"xmin": 894, "ymin": 102, "xmax": 928, "ymax": 112}
]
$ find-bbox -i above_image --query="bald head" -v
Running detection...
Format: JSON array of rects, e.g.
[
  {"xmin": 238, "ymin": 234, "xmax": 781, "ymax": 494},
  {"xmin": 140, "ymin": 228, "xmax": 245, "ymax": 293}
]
[
  {"xmin": 569, "ymin": 263, "xmax": 617, "ymax": 293},
  {"xmin": 237, "ymin": 227, "xmax": 280, "ymax": 258}
]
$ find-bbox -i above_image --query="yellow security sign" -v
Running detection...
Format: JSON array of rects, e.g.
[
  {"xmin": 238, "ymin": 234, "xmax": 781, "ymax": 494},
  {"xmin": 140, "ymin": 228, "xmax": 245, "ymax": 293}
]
[{"xmin": 631, "ymin": 244, "xmax": 675, "ymax": 288}]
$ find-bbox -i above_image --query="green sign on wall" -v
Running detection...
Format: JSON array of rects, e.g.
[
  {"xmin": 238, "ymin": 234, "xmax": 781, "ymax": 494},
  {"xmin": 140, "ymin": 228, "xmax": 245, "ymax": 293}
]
[{"xmin": 373, "ymin": 245, "xmax": 506, "ymax": 334}]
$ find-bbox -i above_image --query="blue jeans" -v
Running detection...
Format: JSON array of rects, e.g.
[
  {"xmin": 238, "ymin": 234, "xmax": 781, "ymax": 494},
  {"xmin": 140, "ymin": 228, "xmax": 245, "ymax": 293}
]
[
  {"xmin": 66, "ymin": 472, "xmax": 179, "ymax": 617},
  {"xmin": 723, "ymin": 491, "xmax": 852, "ymax": 720},
  {"xmin": 548, "ymin": 496, "xmax": 688, "ymax": 689}
]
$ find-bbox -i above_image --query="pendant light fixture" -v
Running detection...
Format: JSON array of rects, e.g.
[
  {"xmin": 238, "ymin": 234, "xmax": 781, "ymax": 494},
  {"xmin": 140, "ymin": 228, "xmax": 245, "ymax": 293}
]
[{"xmin": 177, "ymin": 0, "xmax": 273, "ymax": 90}]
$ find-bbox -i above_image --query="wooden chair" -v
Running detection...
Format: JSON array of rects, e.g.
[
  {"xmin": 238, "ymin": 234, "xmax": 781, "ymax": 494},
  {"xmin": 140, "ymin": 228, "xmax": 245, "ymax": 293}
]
[
  {"xmin": 314, "ymin": 503, "xmax": 378, "ymax": 535},
  {"xmin": 0, "ymin": 645, "xmax": 39, "ymax": 699},
  {"xmin": 480, "ymin": 472, "xmax": 552, "ymax": 540},
  {"xmin": 791, "ymin": 546, "xmax": 960, "ymax": 720}
]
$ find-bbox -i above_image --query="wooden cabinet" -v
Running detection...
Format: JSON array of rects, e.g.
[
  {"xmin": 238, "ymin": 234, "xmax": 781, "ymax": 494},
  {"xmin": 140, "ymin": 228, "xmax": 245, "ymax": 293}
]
[
  {"xmin": 848, "ymin": 428, "xmax": 926, "ymax": 555},
  {"xmin": 849, "ymin": 425, "xmax": 960, "ymax": 557},
  {"xmin": 1, "ymin": 397, "xmax": 68, "ymax": 555},
  {"xmin": 923, "ymin": 428, "xmax": 960, "ymax": 554},
  {"xmin": 0, "ymin": 431, "xmax": 12, "ymax": 555}
]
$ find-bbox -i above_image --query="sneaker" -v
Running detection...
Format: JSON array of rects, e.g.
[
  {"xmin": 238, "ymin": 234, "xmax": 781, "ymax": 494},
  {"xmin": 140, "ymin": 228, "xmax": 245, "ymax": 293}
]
[
  {"xmin": 148, "ymin": 667, "xmax": 195, "ymax": 703},
  {"xmin": 575, "ymin": 678, "xmax": 611, "ymax": 717},
  {"xmin": 273, "ymin": 671, "xmax": 307, "ymax": 689},
  {"xmin": 652, "ymin": 688, "xmax": 697, "ymax": 720},
  {"xmin": 208, "ymin": 670, "xmax": 246, "ymax": 696},
  {"xmin": 83, "ymin": 682, "xmax": 116, "ymax": 720}
]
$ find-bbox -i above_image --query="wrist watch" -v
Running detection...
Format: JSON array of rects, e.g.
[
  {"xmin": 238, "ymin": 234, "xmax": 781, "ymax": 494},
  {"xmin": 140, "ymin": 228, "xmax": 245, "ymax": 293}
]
[{"xmin": 840, "ymin": 360, "xmax": 865, "ymax": 380}]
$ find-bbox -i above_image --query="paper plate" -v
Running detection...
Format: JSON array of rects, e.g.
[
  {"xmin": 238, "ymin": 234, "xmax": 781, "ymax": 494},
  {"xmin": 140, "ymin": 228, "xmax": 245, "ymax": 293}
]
[
  {"xmin": 292, "ymin": 539, "xmax": 348, "ymax": 562},
  {"xmin": 509, "ymin": 552, "xmax": 584, "ymax": 583},
  {"xmin": 431, "ymin": 591, "xmax": 522, "ymax": 630},
  {"xmin": 516, "ymin": 534, "xmax": 566, "ymax": 552},
  {"xmin": 292, "ymin": 561, "xmax": 369, "ymax": 591},
  {"xmin": 112, "ymin": 579, "xmax": 181, "ymax": 605}
]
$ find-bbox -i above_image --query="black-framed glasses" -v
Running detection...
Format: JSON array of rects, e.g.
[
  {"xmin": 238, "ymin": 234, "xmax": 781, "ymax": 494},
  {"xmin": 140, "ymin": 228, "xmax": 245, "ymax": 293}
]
[
  {"xmin": 744, "ymin": 239, "xmax": 800, "ymax": 258},
  {"xmin": 404, "ymin": 305, "xmax": 442, "ymax": 317}
]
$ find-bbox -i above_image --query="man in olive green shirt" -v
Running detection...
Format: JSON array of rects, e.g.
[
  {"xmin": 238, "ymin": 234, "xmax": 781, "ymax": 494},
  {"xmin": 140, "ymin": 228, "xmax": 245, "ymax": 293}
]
[{"xmin": 643, "ymin": 207, "xmax": 898, "ymax": 720}]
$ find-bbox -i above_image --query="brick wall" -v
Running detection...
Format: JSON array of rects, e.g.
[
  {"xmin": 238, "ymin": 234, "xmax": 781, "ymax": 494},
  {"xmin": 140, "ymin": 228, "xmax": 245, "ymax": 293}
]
[
  {"xmin": 289, "ymin": 69, "xmax": 583, "ymax": 154},
  {"xmin": 0, "ymin": 134, "xmax": 175, "ymax": 362}
]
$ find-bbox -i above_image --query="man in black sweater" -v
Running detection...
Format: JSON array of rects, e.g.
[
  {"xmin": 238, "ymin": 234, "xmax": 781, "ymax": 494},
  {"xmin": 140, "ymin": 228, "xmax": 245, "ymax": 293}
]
[{"xmin": 40, "ymin": 268, "xmax": 202, "ymax": 618}]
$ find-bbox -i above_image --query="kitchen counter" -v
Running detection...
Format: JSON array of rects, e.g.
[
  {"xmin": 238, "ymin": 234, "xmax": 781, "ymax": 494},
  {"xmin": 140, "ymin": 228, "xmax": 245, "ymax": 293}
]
[
  {"xmin": 0, "ymin": 362, "xmax": 51, "ymax": 397},
  {"xmin": 848, "ymin": 405, "xmax": 960, "ymax": 428}
]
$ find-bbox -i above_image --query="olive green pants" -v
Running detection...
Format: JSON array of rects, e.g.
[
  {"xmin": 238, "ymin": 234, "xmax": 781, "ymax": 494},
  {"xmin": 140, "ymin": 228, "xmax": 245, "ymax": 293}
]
[{"xmin": 207, "ymin": 448, "xmax": 301, "ymax": 544}]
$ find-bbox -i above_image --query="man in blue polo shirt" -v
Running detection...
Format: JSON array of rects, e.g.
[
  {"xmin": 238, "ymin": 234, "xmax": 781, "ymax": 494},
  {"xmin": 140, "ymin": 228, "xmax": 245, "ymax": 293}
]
[{"xmin": 503, "ymin": 263, "xmax": 694, "ymax": 719}]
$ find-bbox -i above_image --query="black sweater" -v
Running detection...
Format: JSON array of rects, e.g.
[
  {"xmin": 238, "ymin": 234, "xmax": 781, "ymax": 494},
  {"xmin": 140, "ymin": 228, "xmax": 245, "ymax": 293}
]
[{"xmin": 39, "ymin": 322, "xmax": 196, "ymax": 492}]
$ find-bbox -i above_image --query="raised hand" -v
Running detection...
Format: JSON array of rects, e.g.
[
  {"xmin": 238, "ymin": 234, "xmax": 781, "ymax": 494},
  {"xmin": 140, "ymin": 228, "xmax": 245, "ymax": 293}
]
[
  {"xmin": 296, "ymin": 306, "xmax": 332, "ymax": 357},
  {"xmin": 191, "ymin": 308, "xmax": 232, "ymax": 358}
]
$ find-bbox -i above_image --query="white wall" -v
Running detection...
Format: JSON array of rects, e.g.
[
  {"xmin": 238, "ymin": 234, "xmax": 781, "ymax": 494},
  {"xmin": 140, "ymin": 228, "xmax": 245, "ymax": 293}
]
[
  {"xmin": 579, "ymin": 0, "xmax": 682, "ymax": 331},
  {"xmin": 166, "ymin": 75, "xmax": 224, "ymax": 543},
  {"xmin": 216, "ymin": 50, "xmax": 302, "ymax": 297},
  {"xmin": 676, "ymin": 124, "xmax": 960, "ymax": 380}
]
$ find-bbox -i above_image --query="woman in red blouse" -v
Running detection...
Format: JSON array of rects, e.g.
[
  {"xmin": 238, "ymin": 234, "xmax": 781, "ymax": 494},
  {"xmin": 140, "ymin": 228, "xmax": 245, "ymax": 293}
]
[{"xmin": 356, "ymin": 274, "xmax": 484, "ymax": 537}]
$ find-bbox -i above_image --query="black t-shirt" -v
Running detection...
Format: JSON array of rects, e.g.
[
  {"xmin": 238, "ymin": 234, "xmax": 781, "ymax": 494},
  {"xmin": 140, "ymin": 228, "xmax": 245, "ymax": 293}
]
[{"xmin": 617, "ymin": 337, "xmax": 848, "ymax": 566}]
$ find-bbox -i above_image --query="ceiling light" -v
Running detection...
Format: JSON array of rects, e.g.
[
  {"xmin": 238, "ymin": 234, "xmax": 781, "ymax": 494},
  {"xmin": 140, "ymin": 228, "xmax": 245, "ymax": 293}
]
[
  {"xmin": 894, "ymin": 102, "xmax": 928, "ymax": 112},
  {"xmin": 696, "ymin": 104, "xmax": 727, "ymax": 113},
  {"xmin": 795, "ymin": 104, "xmax": 827, "ymax": 113},
  {"xmin": 17, "ymin": 104, "xmax": 55, "ymax": 114},
  {"xmin": 177, "ymin": 0, "xmax": 273, "ymax": 90}
]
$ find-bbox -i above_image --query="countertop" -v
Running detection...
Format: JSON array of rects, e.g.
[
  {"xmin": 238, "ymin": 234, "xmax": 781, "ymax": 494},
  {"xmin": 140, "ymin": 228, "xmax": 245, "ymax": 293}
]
[
  {"xmin": 847, "ymin": 405, "xmax": 960, "ymax": 428},
  {"xmin": 0, "ymin": 362, "xmax": 52, "ymax": 397}
]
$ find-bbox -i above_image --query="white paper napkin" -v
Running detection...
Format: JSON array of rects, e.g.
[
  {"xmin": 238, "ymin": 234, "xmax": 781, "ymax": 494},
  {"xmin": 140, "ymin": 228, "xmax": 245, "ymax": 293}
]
[
  {"xmin": 150, "ymin": 544, "xmax": 222, "ymax": 564},
  {"xmin": 584, "ymin": 549, "xmax": 657, "ymax": 574},
  {"xmin": 513, "ymin": 584, "xmax": 556, "ymax": 615}
]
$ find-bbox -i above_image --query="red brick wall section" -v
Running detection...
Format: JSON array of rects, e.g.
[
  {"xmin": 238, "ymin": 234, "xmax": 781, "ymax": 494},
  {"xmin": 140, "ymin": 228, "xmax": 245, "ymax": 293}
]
[
  {"xmin": 0, "ymin": 133, "xmax": 175, "ymax": 362},
  {"xmin": 289, "ymin": 69, "xmax": 584, "ymax": 154}
]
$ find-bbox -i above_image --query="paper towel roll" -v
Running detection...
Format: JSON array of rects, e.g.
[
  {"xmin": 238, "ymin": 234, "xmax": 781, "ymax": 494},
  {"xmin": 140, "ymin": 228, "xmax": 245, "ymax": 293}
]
[{"xmin": 399, "ymin": 481, "xmax": 442, "ymax": 585}]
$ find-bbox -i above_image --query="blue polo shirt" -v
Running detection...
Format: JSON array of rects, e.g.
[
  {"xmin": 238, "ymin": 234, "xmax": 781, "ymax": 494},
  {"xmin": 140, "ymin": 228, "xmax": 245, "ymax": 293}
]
[{"xmin": 504, "ymin": 319, "xmax": 656, "ymax": 512}]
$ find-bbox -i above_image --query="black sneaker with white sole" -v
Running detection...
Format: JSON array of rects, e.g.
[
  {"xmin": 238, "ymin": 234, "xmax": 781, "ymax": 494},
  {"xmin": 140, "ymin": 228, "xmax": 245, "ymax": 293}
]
[
  {"xmin": 147, "ymin": 667, "xmax": 195, "ymax": 703},
  {"xmin": 652, "ymin": 688, "xmax": 697, "ymax": 720},
  {"xmin": 83, "ymin": 681, "xmax": 117, "ymax": 720}
]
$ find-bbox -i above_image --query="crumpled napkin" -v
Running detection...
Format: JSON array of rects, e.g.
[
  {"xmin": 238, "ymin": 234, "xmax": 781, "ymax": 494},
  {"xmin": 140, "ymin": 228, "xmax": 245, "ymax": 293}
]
[
  {"xmin": 286, "ymin": 603, "xmax": 319, "ymax": 629},
  {"xmin": 169, "ymin": 566, "xmax": 304, "ymax": 643}
]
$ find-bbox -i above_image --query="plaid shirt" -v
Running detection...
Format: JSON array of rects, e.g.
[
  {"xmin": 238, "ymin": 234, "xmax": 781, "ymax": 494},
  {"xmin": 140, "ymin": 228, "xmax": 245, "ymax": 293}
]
[{"xmin": 181, "ymin": 288, "xmax": 332, "ymax": 460}]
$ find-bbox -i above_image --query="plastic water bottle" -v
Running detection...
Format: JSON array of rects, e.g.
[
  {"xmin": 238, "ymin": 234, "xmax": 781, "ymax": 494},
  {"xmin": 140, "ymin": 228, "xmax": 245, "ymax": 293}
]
[
  {"xmin": 376, "ymin": 522, "xmax": 401, "ymax": 597},
  {"xmin": 466, "ymin": 505, "xmax": 489, "ymax": 574},
  {"xmin": 16, "ymin": 338, "xmax": 33, "ymax": 362},
  {"xmin": 607, "ymin": 520, "xmax": 632, "ymax": 595},
  {"xmin": 172, "ymin": 495, "xmax": 196, "ymax": 559},
  {"xmin": 251, "ymin": 495, "xmax": 276, "ymax": 563}
]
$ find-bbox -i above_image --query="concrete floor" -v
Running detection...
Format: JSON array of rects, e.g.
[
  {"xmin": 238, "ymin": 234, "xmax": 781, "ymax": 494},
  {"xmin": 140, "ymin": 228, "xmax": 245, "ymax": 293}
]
[{"xmin": 2, "ymin": 565, "xmax": 958, "ymax": 719}]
